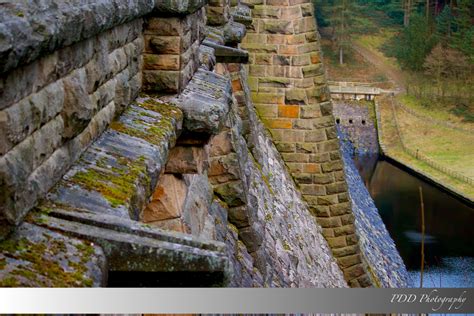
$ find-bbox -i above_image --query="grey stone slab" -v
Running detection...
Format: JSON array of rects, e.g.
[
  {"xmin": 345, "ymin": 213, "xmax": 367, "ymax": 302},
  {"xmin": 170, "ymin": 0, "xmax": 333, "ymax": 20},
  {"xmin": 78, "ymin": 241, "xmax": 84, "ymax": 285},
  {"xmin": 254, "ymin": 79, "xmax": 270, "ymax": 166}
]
[
  {"xmin": 33, "ymin": 214, "xmax": 230, "ymax": 278},
  {"xmin": 48, "ymin": 207, "xmax": 225, "ymax": 252},
  {"xmin": 0, "ymin": 222, "xmax": 106, "ymax": 287},
  {"xmin": 0, "ymin": 0, "xmax": 155, "ymax": 75},
  {"xmin": 153, "ymin": 0, "xmax": 207, "ymax": 15},
  {"xmin": 173, "ymin": 69, "xmax": 231, "ymax": 135}
]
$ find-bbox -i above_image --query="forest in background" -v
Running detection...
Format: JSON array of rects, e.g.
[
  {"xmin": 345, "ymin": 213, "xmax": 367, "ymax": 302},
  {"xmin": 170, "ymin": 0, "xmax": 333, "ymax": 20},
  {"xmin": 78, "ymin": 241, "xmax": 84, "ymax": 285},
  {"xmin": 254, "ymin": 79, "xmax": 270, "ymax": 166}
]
[{"xmin": 315, "ymin": 0, "xmax": 474, "ymax": 120}]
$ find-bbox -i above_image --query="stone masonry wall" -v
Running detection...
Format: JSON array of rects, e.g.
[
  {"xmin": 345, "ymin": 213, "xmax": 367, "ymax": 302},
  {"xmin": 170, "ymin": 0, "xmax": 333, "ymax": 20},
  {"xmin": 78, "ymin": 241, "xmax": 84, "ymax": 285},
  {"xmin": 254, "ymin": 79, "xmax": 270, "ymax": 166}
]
[
  {"xmin": 241, "ymin": 0, "xmax": 373, "ymax": 286},
  {"xmin": 207, "ymin": 62, "xmax": 347, "ymax": 287},
  {"xmin": 0, "ymin": 15, "xmax": 143, "ymax": 235},
  {"xmin": 0, "ymin": 0, "xmax": 405, "ymax": 288},
  {"xmin": 142, "ymin": 7, "xmax": 207, "ymax": 93}
]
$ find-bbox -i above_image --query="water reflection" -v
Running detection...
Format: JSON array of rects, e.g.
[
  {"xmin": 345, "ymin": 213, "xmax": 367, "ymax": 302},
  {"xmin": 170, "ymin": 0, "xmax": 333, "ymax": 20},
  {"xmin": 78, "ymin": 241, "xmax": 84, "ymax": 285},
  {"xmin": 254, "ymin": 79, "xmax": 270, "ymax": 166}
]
[{"xmin": 354, "ymin": 154, "xmax": 474, "ymax": 287}]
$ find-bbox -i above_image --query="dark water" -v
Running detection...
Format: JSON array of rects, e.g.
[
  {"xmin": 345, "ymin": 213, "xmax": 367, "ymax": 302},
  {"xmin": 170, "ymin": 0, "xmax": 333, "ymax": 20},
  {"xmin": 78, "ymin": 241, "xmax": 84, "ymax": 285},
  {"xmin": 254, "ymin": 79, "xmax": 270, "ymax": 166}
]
[{"xmin": 355, "ymin": 154, "xmax": 474, "ymax": 288}]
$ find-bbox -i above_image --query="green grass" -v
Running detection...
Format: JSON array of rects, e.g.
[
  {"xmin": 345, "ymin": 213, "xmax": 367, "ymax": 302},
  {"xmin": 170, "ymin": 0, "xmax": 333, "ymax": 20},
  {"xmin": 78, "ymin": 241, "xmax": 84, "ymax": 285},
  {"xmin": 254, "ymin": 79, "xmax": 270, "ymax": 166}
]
[
  {"xmin": 377, "ymin": 96, "xmax": 474, "ymax": 200},
  {"xmin": 398, "ymin": 94, "xmax": 474, "ymax": 127}
]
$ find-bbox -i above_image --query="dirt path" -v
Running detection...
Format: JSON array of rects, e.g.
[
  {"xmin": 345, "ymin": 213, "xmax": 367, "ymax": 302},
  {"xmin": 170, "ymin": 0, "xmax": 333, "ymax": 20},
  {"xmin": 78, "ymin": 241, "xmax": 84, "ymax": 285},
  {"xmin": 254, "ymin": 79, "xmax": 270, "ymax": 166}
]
[{"xmin": 352, "ymin": 42, "xmax": 406, "ymax": 93}]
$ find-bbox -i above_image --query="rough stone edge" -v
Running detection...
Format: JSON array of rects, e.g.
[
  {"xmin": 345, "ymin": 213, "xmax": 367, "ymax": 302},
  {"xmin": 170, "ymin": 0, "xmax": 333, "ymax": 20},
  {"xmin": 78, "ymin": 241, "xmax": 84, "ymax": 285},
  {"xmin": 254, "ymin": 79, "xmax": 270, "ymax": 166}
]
[{"xmin": 0, "ymin": 0, "xmax": 155, "ymax": 74}]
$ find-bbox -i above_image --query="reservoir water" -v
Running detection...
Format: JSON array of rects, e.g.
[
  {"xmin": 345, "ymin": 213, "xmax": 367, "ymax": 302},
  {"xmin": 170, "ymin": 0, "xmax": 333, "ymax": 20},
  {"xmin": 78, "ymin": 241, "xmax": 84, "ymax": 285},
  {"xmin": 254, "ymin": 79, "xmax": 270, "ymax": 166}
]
[{"xmin": 354, "ymin": 155, "xmax": 474, "ymax": 288}]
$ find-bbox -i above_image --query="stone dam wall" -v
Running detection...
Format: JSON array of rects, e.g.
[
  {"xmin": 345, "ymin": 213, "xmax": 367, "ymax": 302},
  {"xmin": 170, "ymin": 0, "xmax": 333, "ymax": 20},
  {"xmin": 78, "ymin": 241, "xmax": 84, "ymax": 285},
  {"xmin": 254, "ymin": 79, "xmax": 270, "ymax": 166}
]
[{"xmin": 0, "ymin": 0, "xmax": 406, "ymax": 287}]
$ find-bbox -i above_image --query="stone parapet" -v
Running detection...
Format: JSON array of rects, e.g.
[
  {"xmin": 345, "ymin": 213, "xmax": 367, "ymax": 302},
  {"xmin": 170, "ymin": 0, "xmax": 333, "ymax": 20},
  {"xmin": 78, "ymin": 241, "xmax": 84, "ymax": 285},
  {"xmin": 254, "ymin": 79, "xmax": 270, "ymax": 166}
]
[
  {"xmin": 0, "ymin": 1, "xmax": 154, "ymax": 76},
  {"xmin": 0, "ymin": 19, "xmax": 144, "ymax": 235}
]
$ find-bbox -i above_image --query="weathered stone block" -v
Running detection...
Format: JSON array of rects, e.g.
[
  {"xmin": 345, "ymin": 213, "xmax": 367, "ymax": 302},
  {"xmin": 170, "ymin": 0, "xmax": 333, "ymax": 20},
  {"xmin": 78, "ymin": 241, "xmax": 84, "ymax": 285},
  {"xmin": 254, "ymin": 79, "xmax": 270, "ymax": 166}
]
[
  {"xmin": 214, "ymin": 181, "xmax": 246, "ymax": 207},
  {"xmin": 326, "ymin": 182, "xmax": 347, "ymax": 195},
  {"xmin": 304, "ymin": 130, "xmax": 326, "ymax": 142},
  {"xmin": 165, "ymin": 146, "xmax": 207, "ymax": 174},
  {"xmin": 300, "ymin": 184, "xmax": 325, "ymax": 195},
  {"xmin": 142, "ymin": 174, "xmax": 187, "ymax": 222},
  {"xmin": 334, "ymin": 224, "xmax": 356, "ymax": 237},
  {"xmin": 344, "ymin": 264, "xmax": 365, "ymax": 280},
  {"xmin": 327, "ymin": 236, "xmax": 347, "ymax": 248},
  {"xmin": 62, "ymin": 69, "xmax": 94, "ymax": 139},
  {"xmin": 143, "ymin": 70, "xmax": 180, "ymax": 93},
  {"xmin": 337, "ymin": 254, "xmax": 361, "ymax": 268},
  {"xmin": 330, "ymin": 202, "xmax": 351, "ymax": 216},
  {"xmin": 262, "ymin": 20, "xmax": 293, "ymax": 34}
]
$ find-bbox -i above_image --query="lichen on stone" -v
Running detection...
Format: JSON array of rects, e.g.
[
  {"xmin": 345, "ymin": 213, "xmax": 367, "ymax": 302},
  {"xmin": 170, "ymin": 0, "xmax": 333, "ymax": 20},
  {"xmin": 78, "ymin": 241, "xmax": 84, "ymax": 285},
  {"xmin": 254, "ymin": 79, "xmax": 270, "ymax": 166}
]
[
  {"xmin": 0, "ymin": 234, "xmax": 95, "ymax": 287},
  {"xmin": 70, "ymin": 156, "xmax": 147, "ymax": 208}
]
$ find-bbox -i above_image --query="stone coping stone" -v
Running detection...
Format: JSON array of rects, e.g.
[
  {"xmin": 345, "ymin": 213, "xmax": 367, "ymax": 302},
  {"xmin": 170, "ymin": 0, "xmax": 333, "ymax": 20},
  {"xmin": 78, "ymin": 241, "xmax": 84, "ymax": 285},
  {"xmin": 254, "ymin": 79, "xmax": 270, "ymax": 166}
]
[
  {"xmin": 231, "ymin": 4, "xmax": 252, "ymax": 27},
  {"xmin": 0, "ymin": 222, "xmax": 106, "ymax": 287},
  {"xmin": 153, "ymin": 0, "xmax": 207, "ymax": 15},
  {"xmin": 173, "ymin": 69, "xmax": 231, "ymax": 135},
  {"xmin": 0, "ymin": 0, "xmax": 155, "ymax": 74},
  {"xmin": 223, "ymin": 21, "xmax": 246, "ymax": 45},
  {"xmin": 30, "ymin": 213, "xmax": 229, "ymax": 276},
  {"xmin": 43, "ymin": 97, "xmax": 183, "ymax": 221},
  {"xmin": 47, "ymin": 208, "xmax": 224, "ymax": 252}
]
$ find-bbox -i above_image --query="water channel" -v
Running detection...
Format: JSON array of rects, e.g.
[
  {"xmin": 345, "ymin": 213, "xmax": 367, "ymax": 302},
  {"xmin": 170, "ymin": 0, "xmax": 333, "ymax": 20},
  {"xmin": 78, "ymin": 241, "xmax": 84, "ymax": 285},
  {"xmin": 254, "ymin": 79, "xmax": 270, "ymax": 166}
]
[{"xmin": 354, "ymin": 154, "xmax": 474, "ymax": 288}]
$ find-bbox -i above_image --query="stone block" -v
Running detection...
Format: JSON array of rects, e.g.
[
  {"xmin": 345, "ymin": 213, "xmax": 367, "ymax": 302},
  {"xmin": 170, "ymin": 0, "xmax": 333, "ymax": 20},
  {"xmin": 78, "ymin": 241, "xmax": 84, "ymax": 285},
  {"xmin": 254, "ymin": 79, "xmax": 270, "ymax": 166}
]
[
  {"xmin": 264, "ymin": 118, "xmax": 293, "ymax": 129},
  {"xmin": 293, "ymin": 173, "xmax": 312, "ymax": 184},
  {"xmin": 62, "ymin": 68, "xmax": 94, "ymax": 139},
  {"xmin": 300, "ymin": 105, "xmax": 322, "ymax": 119},
  {"xmin": 165, "ymin": 146, "xmax": 207, "ymax": 174},
  {"xmin": 344, "ymin": 264, "xmax": 365, "ymax": 280},
  {"xmin": 182, "ymin": 174, "xmax": 213, "ymax": 237},
  {"xmin": 281, "ymin": 153, "xmax": 308, "ymax": 162},
  {"xmin": 299, "ymin": 184, "xmax": 325, "ymax": 195},
  {"xmin": 327, "ymin": 236, "xmax": 347, "ymax": 248},
  {"xmin": 317, "ymin": 195, "xmax": 339, "ymax": 206},
  {"xmin": 275, "ymin": 142, "xmax": 295, "ymax": 153},
  {"xmin": 0, "ymin": 81, "xmax": 65, "ymax": 155},
  {"xmin": 214, "ymin": 181, "xmax": 246, "ymax": 207},
  {"xmin": 0, "ymin": 223, "xmax": 106, "ymax": 287},
  {"xmin": 332, "ymin": 245, "xmax": 359, "ymax": 257},
  {"xmin": 302, "ymin": 163, "xmax": 320, "ymax": 173},
  {"xmin": 142, "ymin": 174, "xmax": 187, "ymax": 222},
  {"xmin": 312, "ymin": 174, "xmax": 334, "ymax": 185},
  {"xmin": 293, "ymin": 119, "xmax": 313, "ymax": 130},
  {"xmin": 304, "ymin": 130, "xmax": 326, "ymax": 142},
  {"xmin": 337, "ymin": 254, "xmax": 362, "ymax": 268},
  {"xmin": 334, "ymin": 224, "xmax": 356, "ymax": 237},
  {"xmin": 145, "ymin": 36, "xmax": 181, "ymax": 54},
  {"xmin": 346, "ymin": 234, "xmax": 359, "ymax": 246},
  {"xmin": 309, "ymin": 153, "xmax": 330, "ymax": 163},
  {"xmin": 278, "ymin": 105, "xmax": 299, "ymax": 118},
  {"xmin": 329, "ymin": 202, "xmax": 351, "ymax": 216},
  {"xmin": 143, "ymin": 70, "xmax": 180, "ymax": 93},
  {"xmin": 317, "ymin": 217, "xmax": 345, "ymax": 228},
  {"xmin": 238, "ymin": 225, "xmax": 263, "ymax": 252},
  {"xmin": 228, "ymin": 206, "xmax": 250, "ymax": 228},
  {"xmin": 261, "ymin": 20, "xmax": 293, "ymax": 34},
  {"xmin": 209, "ymin": 131, "xmax": 233, "ymax": 156},
  {"xmin": 326, "ymin": 182, "xmax": 347, "ymax": 195},
  {"xmin": 321, "ymin": 161, "xmax": 343, "ymax": 173},
  {"xmin": 145, "ymin": 17, "xmax": 186, "ymax": 36},
  {"xmin": 302, "ymin": 64, "xmax": 323, "ymax": 78},
  {"xmin": 255, "ymin": 104, "xmax": 278, "ymax": 118}
]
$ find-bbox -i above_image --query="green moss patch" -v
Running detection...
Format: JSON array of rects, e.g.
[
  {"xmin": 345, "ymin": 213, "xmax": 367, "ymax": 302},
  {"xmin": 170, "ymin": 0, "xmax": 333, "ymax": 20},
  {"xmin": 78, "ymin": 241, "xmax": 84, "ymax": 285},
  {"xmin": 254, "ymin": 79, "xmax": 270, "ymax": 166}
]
[{"xmin": 0, "ymin": 236, "xmax": 95, "ymax": 287}]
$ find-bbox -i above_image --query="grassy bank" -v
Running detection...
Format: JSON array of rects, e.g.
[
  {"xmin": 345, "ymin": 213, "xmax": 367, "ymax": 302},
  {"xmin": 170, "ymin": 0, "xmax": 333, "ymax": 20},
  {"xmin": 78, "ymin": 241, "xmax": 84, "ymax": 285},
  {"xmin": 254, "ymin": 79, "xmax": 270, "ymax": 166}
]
[{"xmin": 376, "ymin": 96, "xmax": 474, "ymax": 201}]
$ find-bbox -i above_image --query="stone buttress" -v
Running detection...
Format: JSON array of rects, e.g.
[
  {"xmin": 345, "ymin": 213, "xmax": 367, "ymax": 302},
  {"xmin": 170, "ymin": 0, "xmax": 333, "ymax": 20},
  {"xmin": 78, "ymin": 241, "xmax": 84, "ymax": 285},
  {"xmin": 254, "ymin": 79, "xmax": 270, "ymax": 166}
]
[{"xmin": 241, "ymin": 0, "xmax": 373, "ymax": 287}]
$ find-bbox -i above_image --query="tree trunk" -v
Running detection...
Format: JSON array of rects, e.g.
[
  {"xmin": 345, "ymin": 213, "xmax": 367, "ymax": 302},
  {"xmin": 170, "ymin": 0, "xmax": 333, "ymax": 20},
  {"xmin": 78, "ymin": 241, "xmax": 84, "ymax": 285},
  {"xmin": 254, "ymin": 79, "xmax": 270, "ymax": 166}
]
[
  {"xmin": 339, "ymin": 47, "xmax": 344, "ymax": 65},
  {"xmin": 426, "ymin": 0, "xmax": 430, "ymax": 18}
]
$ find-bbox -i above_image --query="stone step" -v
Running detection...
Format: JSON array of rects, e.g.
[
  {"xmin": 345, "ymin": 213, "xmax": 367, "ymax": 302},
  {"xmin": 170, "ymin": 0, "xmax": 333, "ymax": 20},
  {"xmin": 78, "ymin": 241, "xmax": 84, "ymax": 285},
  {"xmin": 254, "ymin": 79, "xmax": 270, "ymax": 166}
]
[
  {"xmin": 46, "ymin": 207, "xmax": 224, "ymax": 252},
  {"xmin": 31, "ymin": 213, "xmax": 230, "ymax": 276}
]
